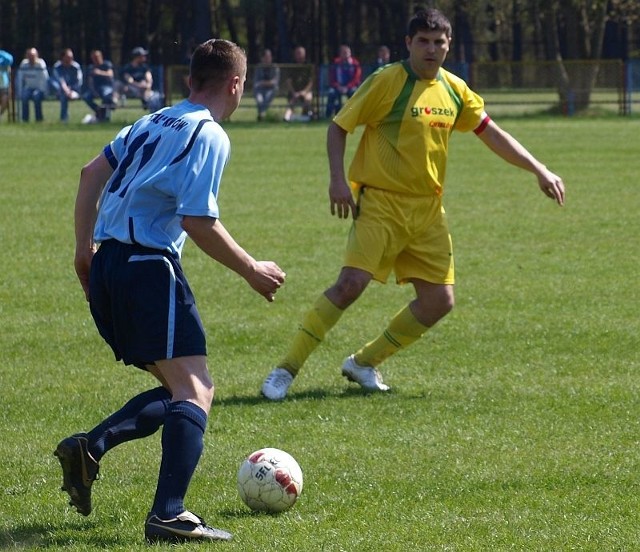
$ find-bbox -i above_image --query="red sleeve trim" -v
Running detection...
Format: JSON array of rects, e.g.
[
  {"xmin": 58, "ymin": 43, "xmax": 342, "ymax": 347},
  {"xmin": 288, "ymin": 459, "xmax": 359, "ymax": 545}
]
[{"xmin": 473, "ymin": 115, "xmax": 491, "ymax": 135}]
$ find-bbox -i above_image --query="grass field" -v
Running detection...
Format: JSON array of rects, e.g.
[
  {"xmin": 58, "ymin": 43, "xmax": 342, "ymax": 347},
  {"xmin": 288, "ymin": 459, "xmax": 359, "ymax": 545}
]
[{"xmin": 1, "ymin": 106, "xmax": 639, "ymax": 550}]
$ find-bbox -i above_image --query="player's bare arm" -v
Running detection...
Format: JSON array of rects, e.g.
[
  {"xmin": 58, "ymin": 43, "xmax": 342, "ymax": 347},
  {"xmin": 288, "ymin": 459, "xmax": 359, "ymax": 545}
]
[
  {"xmin": 477, "ymin": 119, "xmax": 565, "ymax": 206},
  {"xmin": 181, "ymin": 215, "xmax": 286, "ymax": 302},
  {"xmin": 74, "ymin": 153, "xmax": 114, "ymax": 300},
  {"xmin": 327, "ymin": 122, "xmax": 357, "ymax": 219}
]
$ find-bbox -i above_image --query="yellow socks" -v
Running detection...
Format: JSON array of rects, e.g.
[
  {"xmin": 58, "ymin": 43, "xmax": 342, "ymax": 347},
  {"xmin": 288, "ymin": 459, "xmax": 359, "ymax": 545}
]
[
  {"xmin": 355, "ymin": 305, "xmax": 429, "ymax": 367},
  {"xmin": 279, "ymin": 294, "xmax": 344, "ymax": 375},
  {"xmin": 279, "ymin": 299, "xmax": 428, "ymax": 374}
]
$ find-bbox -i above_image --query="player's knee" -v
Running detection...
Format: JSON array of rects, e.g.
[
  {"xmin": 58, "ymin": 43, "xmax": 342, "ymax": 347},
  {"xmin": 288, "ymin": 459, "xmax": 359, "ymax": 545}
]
[
  {"xmin": 442, "ymin": 290, "xmax": 455, "ymax": 314},
  {"xmin": 183, "ymin": 381, "xmax": 214, "ymax": 414},
  {"xmin": 331, "ymin": 276, "xmax": 367, "ymax": 306},
  {"xmin": 200, "ymin": 383, "xmax": 215, "ymax": 408},
  {"xmin": 414, "ymin": 286, "xmax": 454, "ymax": 324},
  {"xmin": 193, "ymin": 374, "xmax": 215, "ymax": 405},
  {"xmin": 435, "ymin": 288, "xmax": 455, "ymax": 318}
]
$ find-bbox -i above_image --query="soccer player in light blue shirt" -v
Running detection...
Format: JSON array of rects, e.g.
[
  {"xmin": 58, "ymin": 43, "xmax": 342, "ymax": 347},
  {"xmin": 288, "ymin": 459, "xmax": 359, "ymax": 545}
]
[
  {"xmin": 55, "ymin": 39, "xmax": 286, "ymax": 544},
  {"xmin": 94, "ymin": 101, "xmax": 229, "ymax": 255}
]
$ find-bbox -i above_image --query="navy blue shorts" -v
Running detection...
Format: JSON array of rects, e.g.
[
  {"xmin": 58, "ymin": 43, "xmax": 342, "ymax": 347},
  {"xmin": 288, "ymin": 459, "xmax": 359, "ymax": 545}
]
[{"xmin": 89, "ymin": 240, "xmax": 207, "ymax": 369}]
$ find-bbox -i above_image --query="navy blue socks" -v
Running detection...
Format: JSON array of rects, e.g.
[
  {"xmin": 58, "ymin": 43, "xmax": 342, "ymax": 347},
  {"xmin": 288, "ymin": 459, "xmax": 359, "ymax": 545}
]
[
  {"xmin": 85, "ymin": 389, "xmax": 208, "ymax": 520},
  {"xmin": 87, "ymin": 386, "xmax": 172, "ymax": 461},
  {"xmin": 151, "ymin": 400, "xmax": 208, "ymax": 519}
]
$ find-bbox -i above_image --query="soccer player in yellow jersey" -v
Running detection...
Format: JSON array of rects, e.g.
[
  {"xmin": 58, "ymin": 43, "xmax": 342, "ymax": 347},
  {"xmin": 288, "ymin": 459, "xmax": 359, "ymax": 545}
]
[{"xmin": 262, "ymin": 8, "xmax": 565, "ymax": 400}]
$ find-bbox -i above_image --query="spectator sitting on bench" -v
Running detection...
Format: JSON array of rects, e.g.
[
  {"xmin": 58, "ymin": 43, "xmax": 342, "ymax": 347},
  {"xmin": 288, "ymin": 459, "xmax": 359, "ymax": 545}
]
[
  {"xmin": 17, "ymin": 47, "xmax": 49, "ymax": 122},
  {"xmin": 50, "ymin": 48, "xmax": 83, "ymax": 123},
  {"xmin": 117, "ymin": 47, "xmax": 162, "ymax": 112},
  {"xmin": 82, "ymin": 49, "xmax": 116, "ymax": 123},
  {"xmin": 283, "ymin": 45, "xmax": 314, "ymax": 122},
  {"xmin": 325, "ymin": 44, "xmax": 361, "ymax": 118},
  {"xmin": 253, "ymin": 48, "xmax": 280, "ymax": 122}
]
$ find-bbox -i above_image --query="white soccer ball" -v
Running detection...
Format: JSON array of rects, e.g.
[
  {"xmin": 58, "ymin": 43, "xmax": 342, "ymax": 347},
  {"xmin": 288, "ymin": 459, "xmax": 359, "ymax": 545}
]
[{"xmin": 237, "ymin": 448, "xmax": 303, "ymax": 513}]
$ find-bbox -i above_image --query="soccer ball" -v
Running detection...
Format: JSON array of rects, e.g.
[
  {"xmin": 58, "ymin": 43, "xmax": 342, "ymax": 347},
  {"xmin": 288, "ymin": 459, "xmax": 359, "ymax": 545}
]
[{"xmin": 237, "ymin": 448, "xmax": 303, "ymax": 513}]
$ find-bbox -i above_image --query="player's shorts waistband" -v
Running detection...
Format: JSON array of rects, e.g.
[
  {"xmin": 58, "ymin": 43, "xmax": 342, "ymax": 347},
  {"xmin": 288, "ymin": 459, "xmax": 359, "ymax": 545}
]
[
  {"xmin": 357, "ymin": 184, "xmax": 441, "ymax": 200},
  {"xmin": 98, "ymin": 239, "xmax": 178, "ymax": 260}
]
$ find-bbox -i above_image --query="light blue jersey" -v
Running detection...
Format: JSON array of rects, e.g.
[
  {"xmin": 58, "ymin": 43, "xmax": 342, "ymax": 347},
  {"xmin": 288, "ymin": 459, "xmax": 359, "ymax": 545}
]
[
  {"xmin": 0, "ymin": 50, "xmax": 13, "ymax": 89},
  {"xmin": 95, "ymin": 100, "xmax": 230, "ymax": 256}
]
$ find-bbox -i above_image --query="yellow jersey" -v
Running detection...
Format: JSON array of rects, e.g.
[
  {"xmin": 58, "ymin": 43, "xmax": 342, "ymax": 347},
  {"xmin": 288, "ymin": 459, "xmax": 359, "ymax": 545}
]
[{"xmin": 334, "ymin": 61, "xmax": 486, "ymax": 197}]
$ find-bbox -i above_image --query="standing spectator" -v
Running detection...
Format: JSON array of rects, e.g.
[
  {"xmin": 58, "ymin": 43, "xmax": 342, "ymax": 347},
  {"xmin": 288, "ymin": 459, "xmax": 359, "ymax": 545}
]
[
  {"xmin": 82, "ymin": 49, "xmax": 115, "ymax": 123},
  {"xmin": 0, "ymin": 49, "xmax": 13, "ymax": 121},
  {"xmin": 253, "ymin": 48, "xmax": 280, "ymax": 121},
  {"xmin": 118, "ymin": 47, "xmax": 162, "ymax": 112},
  {"xmin": 17, "ymin": 47, "xmax": 49, "ymax": 122},
  {"xmin": 55, "ymin": 38, "xmax": 285, "ymax": 543},
  {"xmin": 50, "ymin": 48, "xmax": 83, "ymax": 123},
  {"xmin": 283, "ymin": 45, "xmax": 314, "ymax": 122},
  {"xmin": 325, "ymin": 44, "xmax": 361, "ymax": 118}
]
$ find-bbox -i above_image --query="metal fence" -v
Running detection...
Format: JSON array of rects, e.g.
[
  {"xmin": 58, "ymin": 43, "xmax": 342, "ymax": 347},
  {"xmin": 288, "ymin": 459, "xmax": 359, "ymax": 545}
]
[
  {"xmin": 464, "ymin": 60, "xmax": 631, "ymax": 116},
  {"xmin": 7, "ymin": 59, "xmax": 640, "ymax": 122},
  {"xmin": 625, "ymin": 59, "xmax": 640, "ymax": 115}
]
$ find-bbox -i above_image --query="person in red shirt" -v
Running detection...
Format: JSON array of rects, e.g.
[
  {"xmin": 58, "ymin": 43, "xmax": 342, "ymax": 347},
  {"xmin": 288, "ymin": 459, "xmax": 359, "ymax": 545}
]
[{"xmin": 325, "ymin": 44, "xmax": 361, "ymax": 118}]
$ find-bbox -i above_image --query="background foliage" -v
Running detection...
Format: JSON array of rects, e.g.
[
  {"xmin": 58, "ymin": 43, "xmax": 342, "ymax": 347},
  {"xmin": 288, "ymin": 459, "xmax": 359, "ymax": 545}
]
[{"xmin": 0, "ymin": 0, "xmax": 638, "ymax": 67}]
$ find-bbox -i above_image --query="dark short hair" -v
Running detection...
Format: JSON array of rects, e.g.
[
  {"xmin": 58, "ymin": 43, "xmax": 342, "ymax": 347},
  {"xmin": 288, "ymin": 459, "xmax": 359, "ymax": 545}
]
[
  {"xmin": 190, "ymin": 38, "xmax": 246, "ymax": 92},
  {"xmin": 408, "ymin": 8, "xmax": 452, "ymax": 38}
]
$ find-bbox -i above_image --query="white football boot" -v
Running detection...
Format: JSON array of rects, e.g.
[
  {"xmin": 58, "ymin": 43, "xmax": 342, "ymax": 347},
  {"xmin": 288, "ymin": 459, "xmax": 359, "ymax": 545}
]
[
  {"xmin": 261, "ymin": 368, "xmax": 294, "ymax": 400},
  {"xmin": 341, "ymin": 355, "xmax": 390, "ymax": 391}
]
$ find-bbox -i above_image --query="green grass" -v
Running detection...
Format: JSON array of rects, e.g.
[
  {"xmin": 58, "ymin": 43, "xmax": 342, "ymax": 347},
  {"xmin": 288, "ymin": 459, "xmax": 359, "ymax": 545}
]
[{"xmin": 1, "ymin": 112, "xmax": 639, "ymax": 551}]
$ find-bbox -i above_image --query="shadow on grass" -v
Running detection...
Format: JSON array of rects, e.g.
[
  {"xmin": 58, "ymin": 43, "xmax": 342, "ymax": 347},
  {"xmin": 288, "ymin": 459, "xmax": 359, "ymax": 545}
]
[
  {"xmin": 218, "ymin": 506, "xmax": 293, "ymax": 519},
  {"xmin": 217, "ymin": 386, "xmax": 400, "ymax": 407},
  {"xmin": 0, "ymin": 519, "xmax": 112, "ymax": 549}
]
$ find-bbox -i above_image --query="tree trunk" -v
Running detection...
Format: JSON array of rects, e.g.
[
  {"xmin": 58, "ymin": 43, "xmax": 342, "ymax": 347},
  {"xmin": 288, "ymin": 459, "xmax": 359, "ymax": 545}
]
[
  {"xmin": 512, "ymin": 0, "xmax": 523, "ymax": 86},
  {"xmin": 40, "ymin": 0, "xmax": 54, "ymax": 62},
  {"xmin": 219, "ymin": 0, "xmax": 239, "ymax": 46},
  {"xmin": 545, "ymin": 0, "xmax": 610, "ymax": 113}
]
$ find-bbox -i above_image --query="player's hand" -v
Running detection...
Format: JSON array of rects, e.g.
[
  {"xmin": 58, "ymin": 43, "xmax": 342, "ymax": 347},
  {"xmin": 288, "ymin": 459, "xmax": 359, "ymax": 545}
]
[
  {"xmin": 329, "ymin": 179, "xmax": 357, "ymax": 219},
  {"xmin": 74, "ymin": 245, "xmax": 96, "ymax": 301},
  {"xmin": 537, "ymin": 169, "xmax": 565, "ymax": 206},
  {"xmin": 248, "ymin": 261, "xmax": 286, "ymax": 302}
]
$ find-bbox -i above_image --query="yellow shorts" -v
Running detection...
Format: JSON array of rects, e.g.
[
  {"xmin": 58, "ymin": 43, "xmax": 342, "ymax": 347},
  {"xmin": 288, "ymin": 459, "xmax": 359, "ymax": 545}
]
[{"xmin": 343, "ymin": 186, "xmax": 454, "ymax": 285}]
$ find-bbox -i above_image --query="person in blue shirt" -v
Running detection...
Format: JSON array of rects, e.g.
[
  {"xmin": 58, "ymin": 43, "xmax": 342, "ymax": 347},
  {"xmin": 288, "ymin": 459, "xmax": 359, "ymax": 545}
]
[
  {"xmin": 118, "ymin": 46, "xmax": 162, "ymax": 112},
  {"xmin": 253, "ymin": 48, "xmax": 280, "ymax": 121},
  {"xmin": 50, "ymin": 48, "xmax": 83, "ymax": 122},
  {"xmin": 0, "ymin": 49, "xmax": 13, "ymax": 120},
  {"xmin": 54, "ymin": 38, "xmax": 286, "ymax": 544},
  {"xmin": 82, "ymin": 49, "xmax": 116, "ymax": 122}
]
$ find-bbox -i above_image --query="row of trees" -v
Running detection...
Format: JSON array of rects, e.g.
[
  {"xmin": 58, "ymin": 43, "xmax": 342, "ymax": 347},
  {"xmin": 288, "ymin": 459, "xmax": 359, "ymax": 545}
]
[
  {"xmin": 1, "ymin": 1, "xmax": 638, "ymax": 66},
  {"xmin": 0, "ymin": 1, "xmax": 638, "ymax": 111}
]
